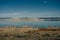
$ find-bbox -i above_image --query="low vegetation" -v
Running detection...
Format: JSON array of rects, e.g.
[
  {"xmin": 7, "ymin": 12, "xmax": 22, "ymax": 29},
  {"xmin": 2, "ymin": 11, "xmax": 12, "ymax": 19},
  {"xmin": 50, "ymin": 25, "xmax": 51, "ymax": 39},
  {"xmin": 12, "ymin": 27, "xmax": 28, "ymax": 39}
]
[{"xmin": 0, "ymin": 27, "xmax": 60, "ymax": 40}]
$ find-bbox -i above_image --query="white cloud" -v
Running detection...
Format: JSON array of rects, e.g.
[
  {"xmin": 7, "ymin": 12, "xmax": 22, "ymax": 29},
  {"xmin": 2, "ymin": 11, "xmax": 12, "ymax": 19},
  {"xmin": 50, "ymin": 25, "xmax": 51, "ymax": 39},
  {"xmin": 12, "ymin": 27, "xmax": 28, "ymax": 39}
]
[
  {"xmin": 0, "ymin": 12, "xmax": 21, "ymax": 17},
  {"xmin": 0, "ymin": 11, "xmax": 60, "ymax": 18},
  {"xmin": 0, "ymin": 11, "xmax": 30, "ymax": 18}
]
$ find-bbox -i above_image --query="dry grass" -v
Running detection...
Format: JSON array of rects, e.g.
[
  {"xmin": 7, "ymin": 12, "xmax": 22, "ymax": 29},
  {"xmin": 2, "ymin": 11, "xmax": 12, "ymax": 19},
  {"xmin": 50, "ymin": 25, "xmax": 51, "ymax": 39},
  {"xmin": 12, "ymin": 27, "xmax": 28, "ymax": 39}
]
[{"xmin": 0, "ymin": 27, "xmax": 60, "ymax": 40}]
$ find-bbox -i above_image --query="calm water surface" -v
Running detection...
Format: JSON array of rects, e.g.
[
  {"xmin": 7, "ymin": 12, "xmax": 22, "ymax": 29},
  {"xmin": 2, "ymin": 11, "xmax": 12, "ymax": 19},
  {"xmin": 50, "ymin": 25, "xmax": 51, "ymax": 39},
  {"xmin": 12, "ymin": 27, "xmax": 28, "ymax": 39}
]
[{"xmin": 0, "ymin": 19, "xmax": 60, "ymax": 28}]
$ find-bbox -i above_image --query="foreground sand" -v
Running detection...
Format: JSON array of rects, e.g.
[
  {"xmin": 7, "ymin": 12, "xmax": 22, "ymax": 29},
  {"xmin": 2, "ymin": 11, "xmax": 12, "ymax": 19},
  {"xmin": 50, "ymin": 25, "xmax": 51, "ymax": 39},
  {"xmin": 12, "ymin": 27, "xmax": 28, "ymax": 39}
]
[{"xmin": 0, "ymin": 26, "xmax": 60, "ymax": 40}]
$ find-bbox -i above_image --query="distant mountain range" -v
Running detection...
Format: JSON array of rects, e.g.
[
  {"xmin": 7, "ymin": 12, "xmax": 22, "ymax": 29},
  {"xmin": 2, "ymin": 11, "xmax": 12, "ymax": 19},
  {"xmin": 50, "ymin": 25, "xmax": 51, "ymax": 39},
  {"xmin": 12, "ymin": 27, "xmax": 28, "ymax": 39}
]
[{"xmin": 0, "ymin": 17, "xmax": 60, "ymax": 21}]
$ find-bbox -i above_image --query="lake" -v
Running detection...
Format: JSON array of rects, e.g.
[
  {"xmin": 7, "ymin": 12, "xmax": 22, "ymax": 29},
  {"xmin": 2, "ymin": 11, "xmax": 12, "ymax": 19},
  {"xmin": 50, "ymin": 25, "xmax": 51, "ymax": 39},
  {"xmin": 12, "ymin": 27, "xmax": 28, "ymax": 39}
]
[{"xmin": 0, "ymin": 19, "xmax": 60, "ymax": 28}]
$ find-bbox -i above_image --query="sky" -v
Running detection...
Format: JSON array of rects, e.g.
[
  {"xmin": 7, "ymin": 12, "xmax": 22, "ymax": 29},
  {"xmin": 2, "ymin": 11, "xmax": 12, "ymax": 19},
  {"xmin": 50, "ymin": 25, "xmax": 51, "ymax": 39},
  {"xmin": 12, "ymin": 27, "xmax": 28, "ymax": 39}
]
[{"xmin": 0, "ymin": 0, "xmax": 60, "ymax": 18}]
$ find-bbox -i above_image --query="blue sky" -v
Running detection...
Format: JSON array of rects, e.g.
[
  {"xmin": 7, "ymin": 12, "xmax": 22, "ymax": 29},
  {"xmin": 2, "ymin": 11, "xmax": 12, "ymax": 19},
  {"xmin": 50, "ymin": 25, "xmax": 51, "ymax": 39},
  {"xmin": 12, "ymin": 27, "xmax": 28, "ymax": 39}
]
[{"xmin": 0, "ymin": 0, "xmax": 60, "ymax": 18}]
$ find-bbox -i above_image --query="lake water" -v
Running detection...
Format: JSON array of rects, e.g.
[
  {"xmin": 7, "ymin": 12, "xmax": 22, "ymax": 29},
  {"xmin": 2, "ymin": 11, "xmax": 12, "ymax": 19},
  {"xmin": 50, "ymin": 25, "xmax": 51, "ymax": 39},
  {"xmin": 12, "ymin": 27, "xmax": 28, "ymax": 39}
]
[{"xmin": 0, "ymin": 19, "xmax": 60, "ymax": 28}]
